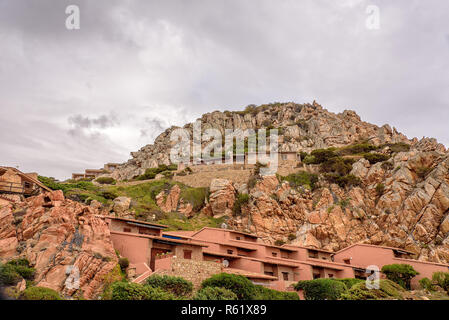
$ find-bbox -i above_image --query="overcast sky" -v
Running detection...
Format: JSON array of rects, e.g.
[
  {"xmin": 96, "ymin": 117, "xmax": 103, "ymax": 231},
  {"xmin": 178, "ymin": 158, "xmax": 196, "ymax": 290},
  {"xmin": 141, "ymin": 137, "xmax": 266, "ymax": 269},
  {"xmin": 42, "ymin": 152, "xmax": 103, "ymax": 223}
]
[{"xmin": 1, "ymin": 0, "xmax": 448, "ymax": 180}]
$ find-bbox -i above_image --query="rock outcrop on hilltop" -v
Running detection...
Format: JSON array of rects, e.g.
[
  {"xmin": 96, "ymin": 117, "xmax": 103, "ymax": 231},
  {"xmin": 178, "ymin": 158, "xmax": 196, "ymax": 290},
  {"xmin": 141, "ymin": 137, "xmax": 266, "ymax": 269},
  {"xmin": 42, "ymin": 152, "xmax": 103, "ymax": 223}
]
[
  {"xmin": 105, "ymin": 101, "xmax": 448, "ymax": 264},
  {"xmin": 111, "ymin": 101, "xmax": 445, "ymax": 181},
  {"xmin": 0, "ymin": 191, "xmax": 118, "ymax": 299}
]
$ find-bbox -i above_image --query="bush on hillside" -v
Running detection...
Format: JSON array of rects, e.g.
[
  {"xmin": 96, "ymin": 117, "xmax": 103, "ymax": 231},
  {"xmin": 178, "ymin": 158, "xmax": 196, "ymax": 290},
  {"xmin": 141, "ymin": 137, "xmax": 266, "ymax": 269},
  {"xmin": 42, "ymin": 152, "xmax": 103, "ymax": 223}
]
[
  {"xmin": 294, "ymin": 278, "xmax": 347, "ymax": 300},
  {"xmin": 337, "ymin": 143, "xmax": 378, "ymax": 156},
  {"xmin": 381, "ymin": 264, "xmax": 419, "ymax": 289},
  {"xmin": 363, "ymin": 153, "xmax": 390, "ymax": 164},
  {"xmin": 180, "ymin": 187, "xmax": 208, "ymax": 212},
  {"xmin": 340, "ymin": 279, "xmax": 405, "ymax": 300},
  {"xmin": 310, "ymin": 149, "xmax": 337, "ymax": 164},
  {"xmin": 146, "ymin": 275, "xmax": 193, "ymax": 297},
  {"xmin": 20, "ymin": 287, "xmax": 63, "ymax": 300},
  {"xmin": 233, "ymin": 193, "xmax": 250, "ymax": 215},
  {"xmin": 201, "ymin": 273, "xmax": 256, "ymax": 300},
  {"xmin": 194, "ymin": 287, "xmax": 238, "ymax": 300},
  {"xmin": 252, "ymin": 285, "xmax": 299, "ymax": 300},
  {"xmin": 95, "ymin": 177, "xmax": 116, "ymax": 185},
  {"xmin": 118, "ymin": 258, "xmax": 129, "ymax": 272},
  {"xmin": 419, "ymin": 277, "xmax": 433, "ymax": 291},
  {"xmin": 108, "ymin": 281, "xmax": 175, "ymax": 300},
  {"xmin": 281, "ymin": 171, "xmax": 319, "ymax": 191},
  {"xmin": 432, "ymin": 272, "xmax": 449, "ymax": 293},
  {"xmin": 0, "ymin": 259, "xmax": 35, "ymax": 285},
  {"xmin": 323, "ymin": 173, "xmax": 361, "ymax": 188},
  {"xmin": 384, "ymin": 142, "xmax": 411, "ymax": 153},
  {"xmin": 334, "ymin": 278, "xmax": 364, "ymax": 289}
]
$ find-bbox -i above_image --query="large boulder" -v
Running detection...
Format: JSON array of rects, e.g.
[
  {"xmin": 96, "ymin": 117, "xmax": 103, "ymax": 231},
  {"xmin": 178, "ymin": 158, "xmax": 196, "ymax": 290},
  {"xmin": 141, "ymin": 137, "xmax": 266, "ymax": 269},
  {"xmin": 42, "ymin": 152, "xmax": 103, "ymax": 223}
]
[
  {"xmin": 112, "ymin": 196, "xmax": 132, "ymax": 215},
  {"xmin": 0, "ymin": 191, "xmax": 118, "ymax": 299},
  {"xmin": 207, "ymin": 179, "xmax": 236, "ymax": 218}
]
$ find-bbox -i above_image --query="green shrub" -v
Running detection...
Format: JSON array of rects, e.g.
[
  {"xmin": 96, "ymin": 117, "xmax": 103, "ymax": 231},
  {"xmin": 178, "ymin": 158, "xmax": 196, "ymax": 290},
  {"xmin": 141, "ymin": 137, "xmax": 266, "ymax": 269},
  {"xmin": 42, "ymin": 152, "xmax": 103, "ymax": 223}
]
[
  {"xmin": 381, "ymin": 264, "xmax": 419, "ymax": 289},
  {"xmin": 20, "ymin": 287, "xmax": 62, "ymax": 300},
  {"xmin": 194, "ymin": 287, "xmax": 238, "ymax": 300},
  {"xmin": 281, "ymin": 171, "xmax": 319, "ymax": 190},
  {"xmin": 340, "ymin": 279, "xmax": 404, "ymax": 300},
  {"xmin": 337, "ymin": 143, "xmax": 378, "ymax": 156},
  {"xmin": 180, "ymin": 187, "xmax": 208, "ymax": 212},
  {"xmin": 294, "ymin": 279, "xmax": 347, "ymax": 300},
  {"xmin": 146, "ymin": 275, "xmax": 193, "ymax": 297},
  {"xmin": 381, "ymin": 161, "xmax": 394, "ymax": 171},
  {"xmin": 375, "ymin": 183, "xmax": 385, "ymax": 196},
  {"xmin": 324, "ymin": 174, "xmax": 361, "ymax": 188},
  {"xmin": 99, "ymin": 190, "xmax": 119, "ymax": 200},
  {"xmin": 384, "ymin": 142, "xmax": 411, "ymax": 153},
  {"xmin": 334, "ymin": 278, "xmax": 364, "ymax": 289},
  {"xmin": 118, "ymin": 258, "xmax": 129, "ymax": 272},
  {"xmin": 201, "ymin": 273, "xmax": 255, "ymax": 300},
  {"xmin": 109, "ymin": 281, "xmax": 175, "ymax": 300},
  {"xmin": 288, "ymin": 233, "xmax": 297, "ymax": 241},
  {"xmin": 363, "ymin": 153, "xmax": 390, "ymax": 164},
  {"xmin": 252, "ymin": 285, "xmax": 299, "ymax": 300},
  {"xmin": 321, "ymin": 158, "xmax": 352, "ymax": 175},
  {"xmin": 419, "ymin": 277, "xmax": 433, "ymax": 291},
  {"xmin": 95, "ymin": 177, "xmax": 116, "ymax": 185},
  {"xmin": 432, "ymin": 272, "xmax": 449, "ymax": 292},
  {"xmin": 310, "ymin": 149, "xmax": 337, "ymax": 164},
  {"xmin": 416, "ymin": 166, "xmax": 432, "ymax": 179},
  {"xmin": 274, "ymin": 239, "xmax": 285, "ymax": 246},
  {"xmin": 0, "ymin": 264, "xmax": 22, "ymax": 285},
  {"xmin": 233, "ymin": 193, "xmax": 250, "ymax": 215}
]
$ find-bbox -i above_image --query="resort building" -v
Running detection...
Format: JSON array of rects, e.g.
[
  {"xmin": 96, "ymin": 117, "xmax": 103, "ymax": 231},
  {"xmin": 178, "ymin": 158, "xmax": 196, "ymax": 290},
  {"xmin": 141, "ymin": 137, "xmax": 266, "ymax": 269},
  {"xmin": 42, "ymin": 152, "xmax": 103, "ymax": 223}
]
[
  {"xmin": 100, "ymin": 221, "xmax": 449, "ymax": 291},
  {"xmin": 0, "ymin": 167, "xmax": 51, "ymax": 204}
]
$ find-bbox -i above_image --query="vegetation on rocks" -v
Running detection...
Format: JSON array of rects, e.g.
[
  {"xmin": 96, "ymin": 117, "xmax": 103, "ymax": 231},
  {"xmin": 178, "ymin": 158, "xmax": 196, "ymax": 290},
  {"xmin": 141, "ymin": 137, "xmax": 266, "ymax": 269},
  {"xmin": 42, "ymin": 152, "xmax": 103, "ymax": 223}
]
[
  {"xmin": 381, "ymin": 264, "xmax": 419, "ymax": 289},
  {"xmin": 340, "ymin": 279, "xmax": 405, "ymax": 300},
  {"xmin": 20, "ymin": 287, "xmax": 63, "ymax": 300},
  {"xmin": 145, "ymin": 275, "xmax": 193, "ymax": 297},
  {"xmin": 294, "ymin": 278, "xmax": 347, "ymax": 300},
  {"xmin": 201, "ymin": 273, "xmax": 298, "ymax": 300},
  {"xmin": 194, "ymin": 286, "xmax": 238, "ymax": 300}
]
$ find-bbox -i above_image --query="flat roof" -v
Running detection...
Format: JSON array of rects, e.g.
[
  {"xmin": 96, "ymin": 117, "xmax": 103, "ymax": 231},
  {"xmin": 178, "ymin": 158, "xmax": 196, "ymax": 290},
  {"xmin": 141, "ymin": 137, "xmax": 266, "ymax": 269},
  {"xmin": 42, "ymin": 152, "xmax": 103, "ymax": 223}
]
[
  {"xmin": 97, "ymin": 215, "xmax": 168, "ymax": 229},
  {"xmin": 191, "ymin": 227, "xmax": 259, "ymax": 238},
  {"xmin": 282, "ymin": 244, "xmax": 334, "ymax": 254},
  {"xmin": 110, "ymin": 230, "xmax": 207, "ymax": 247},
  {"xmin": 334, "ymin": 243, "xmax": 415, "ymax": 255}
]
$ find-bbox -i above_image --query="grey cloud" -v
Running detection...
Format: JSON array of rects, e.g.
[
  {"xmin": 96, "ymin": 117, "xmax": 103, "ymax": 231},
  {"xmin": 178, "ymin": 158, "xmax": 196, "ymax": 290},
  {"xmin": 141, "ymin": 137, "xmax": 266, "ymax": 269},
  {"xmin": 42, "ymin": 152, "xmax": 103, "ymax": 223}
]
[{"xmin": 68, "ymin": 113, "xmax": 120, "ymax": 129}]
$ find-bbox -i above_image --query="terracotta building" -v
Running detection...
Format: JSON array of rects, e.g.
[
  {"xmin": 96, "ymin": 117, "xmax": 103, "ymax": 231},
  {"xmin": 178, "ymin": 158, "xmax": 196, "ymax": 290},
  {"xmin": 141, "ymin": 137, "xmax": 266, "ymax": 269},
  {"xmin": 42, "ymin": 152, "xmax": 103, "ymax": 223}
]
[
  {"xmin": 100, "ymin": 220, "xmax": 449, "ymax": 291},
  {"xmin": 0, "ymin": 167, "xmax": 51, "ymax": 205}
]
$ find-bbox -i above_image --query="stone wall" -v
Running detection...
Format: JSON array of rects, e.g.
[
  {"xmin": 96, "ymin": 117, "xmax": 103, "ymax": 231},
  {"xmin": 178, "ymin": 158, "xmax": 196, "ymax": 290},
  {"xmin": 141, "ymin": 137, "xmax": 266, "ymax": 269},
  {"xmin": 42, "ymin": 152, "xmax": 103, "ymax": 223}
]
[{"xmin": 152, "ymin": 256, "xmax": 222, "ymax": 288}]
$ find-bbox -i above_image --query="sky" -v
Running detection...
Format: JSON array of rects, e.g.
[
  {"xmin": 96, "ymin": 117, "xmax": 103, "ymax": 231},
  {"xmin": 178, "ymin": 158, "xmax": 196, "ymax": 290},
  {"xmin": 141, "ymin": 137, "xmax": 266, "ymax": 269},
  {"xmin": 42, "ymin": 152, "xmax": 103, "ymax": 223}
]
[{"xmin": 1, "ymin": 0, "xmax": 448, "ymax": 180}]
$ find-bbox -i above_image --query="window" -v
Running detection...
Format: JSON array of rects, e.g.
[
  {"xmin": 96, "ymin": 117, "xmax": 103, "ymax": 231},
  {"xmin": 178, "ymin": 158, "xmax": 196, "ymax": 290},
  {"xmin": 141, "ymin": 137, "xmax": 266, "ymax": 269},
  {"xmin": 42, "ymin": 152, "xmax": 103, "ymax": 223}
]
[
  {"xmin": 308, "ymin": 250, "xmax": 318, "ymax": 258},
  {"xmin": 282, "ymin": 272, "xmax": 289, "ymax": 281},
  {"xmin": 313, "ymin": 273, "xmax": 321, "ymax": 279},
  {"xmin": 264, "ymin": 271, "xmax": 274, "ymax": 276},
  {"xmin": 183, "ymin": 250, "xmax": 192, "ymax": 260},
  {"xmin": 123, "ymin": 228, "xmax": 131, "ymax": 233},
  {"xmin": 343, "ymin": 259, "xmax": 351, "ymax": 265},
  {"xmin": 227, "ymin": 250, "xmax": 233, "ymax": 255},
  {"xmin": 272, "ymin": 252, "xmax": 277, "ymax": 257},
  {"xmin": 328, "ymin": 274, "xmax": 334, "ymax": 278},
  {"xmin": 236, "ymin": 236, "xmax": 241, "ymax": 240}
]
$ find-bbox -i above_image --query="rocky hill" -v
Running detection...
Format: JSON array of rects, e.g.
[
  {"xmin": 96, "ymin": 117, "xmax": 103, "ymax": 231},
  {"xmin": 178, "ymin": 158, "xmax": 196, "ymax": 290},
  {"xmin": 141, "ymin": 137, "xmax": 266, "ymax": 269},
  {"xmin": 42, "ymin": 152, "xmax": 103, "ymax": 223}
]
[
  {"xmin": 107, "ymin": 101, "xmax": 449, "ymax": 264},
  {"xmin": 110, "ymin": 101, "xmax": 445, "ymax": 181}
]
